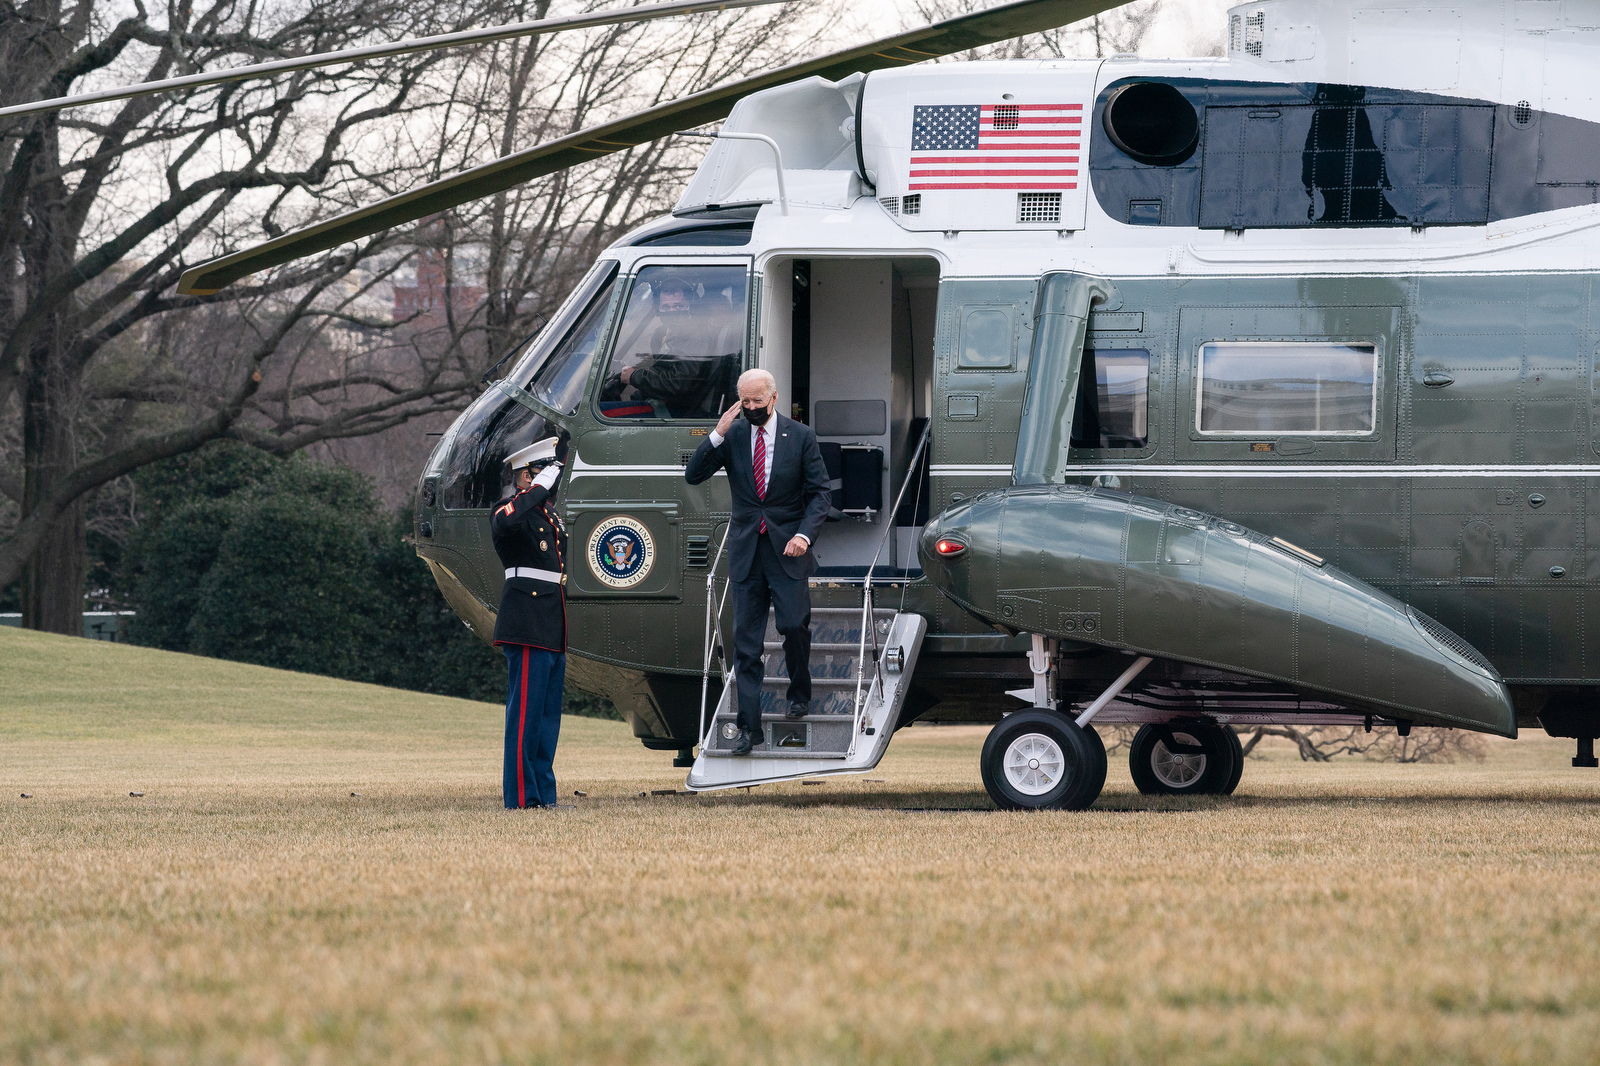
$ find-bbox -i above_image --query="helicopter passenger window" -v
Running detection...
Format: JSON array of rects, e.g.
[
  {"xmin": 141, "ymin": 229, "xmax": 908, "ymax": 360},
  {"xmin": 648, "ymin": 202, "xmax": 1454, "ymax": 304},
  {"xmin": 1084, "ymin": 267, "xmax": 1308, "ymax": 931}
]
[
  {"xmin": 524, "ymin": 265, "xmax": 620, "ymax": 415},
  {"xmin": 1197, "ymin": 342, "xmax": 1377, "ymax": 435},
  {"xmin": 597, "ymin": 264, "xmax": 747, "ymax": 420},
  {"xmin": 958, "ymin": 308, "xmax": 1014, "ymax": 369},
  {"xmin": 1071, "ymin": 349, "xmax": 1150, "ymax": 448}
]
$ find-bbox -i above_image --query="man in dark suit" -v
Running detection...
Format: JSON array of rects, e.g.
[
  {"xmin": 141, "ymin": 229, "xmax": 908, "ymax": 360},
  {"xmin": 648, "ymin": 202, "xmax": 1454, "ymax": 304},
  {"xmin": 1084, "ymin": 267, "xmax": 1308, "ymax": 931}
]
[{"xmin": 686, "ymin": 368, "xmax": 830, "ymax": 755}]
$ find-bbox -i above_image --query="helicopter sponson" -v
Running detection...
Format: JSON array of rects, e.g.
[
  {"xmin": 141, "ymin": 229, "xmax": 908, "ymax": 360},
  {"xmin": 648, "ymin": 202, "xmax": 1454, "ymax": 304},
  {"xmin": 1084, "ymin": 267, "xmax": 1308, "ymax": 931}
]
[{"xmin": 919, "ymin": 483, "xmax": 1515, "ymax": 737}]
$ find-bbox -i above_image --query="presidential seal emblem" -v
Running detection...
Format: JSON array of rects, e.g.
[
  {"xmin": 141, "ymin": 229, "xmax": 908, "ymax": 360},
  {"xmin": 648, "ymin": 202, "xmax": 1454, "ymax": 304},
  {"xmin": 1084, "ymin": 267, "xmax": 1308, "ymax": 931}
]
[{"xmin": 587, "ymin": 516, "xmax": 654, "ymax": 589}]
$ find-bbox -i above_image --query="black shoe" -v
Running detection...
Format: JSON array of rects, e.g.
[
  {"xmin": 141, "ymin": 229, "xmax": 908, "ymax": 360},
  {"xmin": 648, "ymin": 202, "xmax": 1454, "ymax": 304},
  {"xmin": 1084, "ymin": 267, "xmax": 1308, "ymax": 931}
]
[
  {"xmin": 541, "ymin": 803, "xmax": 576, "ymax": 810},
  {"xmin": 785, "ymin": 701, "xmax": 810, "ymax": 719},
  {"xmin": 730, "ymin": 728, "xmax": 754, "ymax": 756}
]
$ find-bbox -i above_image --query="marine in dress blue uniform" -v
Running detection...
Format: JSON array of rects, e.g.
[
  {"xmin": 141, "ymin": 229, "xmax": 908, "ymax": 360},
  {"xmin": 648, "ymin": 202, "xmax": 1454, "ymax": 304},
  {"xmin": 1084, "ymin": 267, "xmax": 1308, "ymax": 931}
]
[{"xmin": 491, "ymin": 436, "xmax": 569, "ymax": 809}]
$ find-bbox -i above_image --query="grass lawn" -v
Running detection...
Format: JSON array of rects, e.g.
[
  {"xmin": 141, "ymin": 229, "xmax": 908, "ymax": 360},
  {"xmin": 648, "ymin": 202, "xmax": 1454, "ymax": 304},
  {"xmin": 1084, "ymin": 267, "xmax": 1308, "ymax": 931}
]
[{"xmin": 4, "ymin": 625, "xmax": 1600, "ymax": 1065}]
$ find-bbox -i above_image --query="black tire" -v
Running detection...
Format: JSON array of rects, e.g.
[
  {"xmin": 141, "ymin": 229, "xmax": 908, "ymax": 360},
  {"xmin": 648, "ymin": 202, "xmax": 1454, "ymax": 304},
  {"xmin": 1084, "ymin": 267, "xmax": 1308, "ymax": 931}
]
[
  {"xmin": 981, "ymin": 710, "xmax": 1106, "ymax": 811},
  {"xmin": 1082, "ymin": 723, "xmax": 1109, "ymax": 802},
  {"xmin": 1128, "ymin": 722, "xmax": 1236, "ymax": 796},
  {"xmin": 1222, "ymin": 725, "xmax": 1244, "ymax": 795}
]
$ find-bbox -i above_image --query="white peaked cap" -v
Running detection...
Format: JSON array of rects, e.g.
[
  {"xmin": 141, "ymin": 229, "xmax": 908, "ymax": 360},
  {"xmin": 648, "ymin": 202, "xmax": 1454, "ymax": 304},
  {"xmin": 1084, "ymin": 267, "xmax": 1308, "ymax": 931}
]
[{"xmin": 505, "ymin": 436, "xmax": 558, "ymax": 470}]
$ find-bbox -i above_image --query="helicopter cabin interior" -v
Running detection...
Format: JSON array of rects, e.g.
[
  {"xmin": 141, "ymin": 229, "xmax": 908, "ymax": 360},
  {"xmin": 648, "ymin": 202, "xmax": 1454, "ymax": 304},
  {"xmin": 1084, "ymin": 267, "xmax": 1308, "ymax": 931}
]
[{"xmin": 762, "ymin": 256, "xmax": 939, "ymax": 579}]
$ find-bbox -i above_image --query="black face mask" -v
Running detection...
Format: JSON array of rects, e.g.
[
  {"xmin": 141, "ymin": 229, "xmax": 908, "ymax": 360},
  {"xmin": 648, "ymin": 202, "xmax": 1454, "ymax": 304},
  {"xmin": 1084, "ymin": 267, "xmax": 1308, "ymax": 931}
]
[{"xmin": 741, "ymin": 403, "xmax": 772, "ymax": 427}]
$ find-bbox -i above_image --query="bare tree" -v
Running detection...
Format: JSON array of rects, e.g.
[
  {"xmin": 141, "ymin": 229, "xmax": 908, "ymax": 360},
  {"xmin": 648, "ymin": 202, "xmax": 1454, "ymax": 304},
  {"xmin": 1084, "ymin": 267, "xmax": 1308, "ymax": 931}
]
[
  {"xmin": 1238, "ymin": 725, "xmax": 1488, "ymax": 764},
  {"xmin": 1099, "ymin": 721, "xmax": 1487, "ymax": 764},
  {"xmin": 0, "ymin": 0, "xmax": 820, "ymax": 632}
]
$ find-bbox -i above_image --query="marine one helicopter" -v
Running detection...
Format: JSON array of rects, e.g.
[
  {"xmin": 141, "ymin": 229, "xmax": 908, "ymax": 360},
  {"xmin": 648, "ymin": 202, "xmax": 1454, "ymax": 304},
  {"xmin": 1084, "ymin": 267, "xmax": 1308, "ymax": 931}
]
[{"xmin": 42, "ymin": 0, "xmax": 1600, "ymax": 808}]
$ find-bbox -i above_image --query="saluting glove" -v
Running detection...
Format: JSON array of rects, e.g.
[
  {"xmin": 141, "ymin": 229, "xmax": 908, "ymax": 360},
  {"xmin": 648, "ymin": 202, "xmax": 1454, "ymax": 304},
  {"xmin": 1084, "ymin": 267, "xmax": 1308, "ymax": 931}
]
[{"xmin": 532, "ymin": 462, "xmax": 562, "ymax": 490}]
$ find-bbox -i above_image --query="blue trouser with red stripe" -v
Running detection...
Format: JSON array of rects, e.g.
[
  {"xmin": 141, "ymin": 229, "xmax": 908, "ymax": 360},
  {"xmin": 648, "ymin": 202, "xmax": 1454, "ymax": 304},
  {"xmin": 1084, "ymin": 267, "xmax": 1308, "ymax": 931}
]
[{"xmin": 502, "ymin": 645, "xmax": 565, "ymax": 809}]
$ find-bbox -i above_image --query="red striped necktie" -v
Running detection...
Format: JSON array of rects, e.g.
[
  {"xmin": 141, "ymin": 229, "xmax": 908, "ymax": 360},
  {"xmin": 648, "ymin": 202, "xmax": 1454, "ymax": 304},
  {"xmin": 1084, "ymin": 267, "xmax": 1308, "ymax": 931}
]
[{"xmin": 753, "ymin": 427, "xmax": 767, "ymax": 534}]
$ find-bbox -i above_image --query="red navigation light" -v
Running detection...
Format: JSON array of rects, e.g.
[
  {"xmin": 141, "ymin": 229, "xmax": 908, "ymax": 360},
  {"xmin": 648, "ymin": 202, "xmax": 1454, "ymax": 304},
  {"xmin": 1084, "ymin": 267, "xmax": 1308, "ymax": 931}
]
[{"xmin": 934, "ymin": 538, "xmax": 967, "ymax": 558}]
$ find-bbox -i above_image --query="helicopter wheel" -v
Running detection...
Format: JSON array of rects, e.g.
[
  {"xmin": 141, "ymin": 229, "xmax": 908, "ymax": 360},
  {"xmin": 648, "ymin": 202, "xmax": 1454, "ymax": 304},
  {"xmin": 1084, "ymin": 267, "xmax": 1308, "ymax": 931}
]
[
  {"xmin": 1222, "ymin": 725, "xmax": 1244, "ymax": 795},
  {"xmin": 1128, "ymin": 722, "xmax": 1237, "ymax": 796},
  {"xmin": 981, "ymin": 710, "xmax": 1106, "ymax": 811},
  {"xmin": 1081, "ymin": 722, "xmax": 1109, "ymax": 802}
]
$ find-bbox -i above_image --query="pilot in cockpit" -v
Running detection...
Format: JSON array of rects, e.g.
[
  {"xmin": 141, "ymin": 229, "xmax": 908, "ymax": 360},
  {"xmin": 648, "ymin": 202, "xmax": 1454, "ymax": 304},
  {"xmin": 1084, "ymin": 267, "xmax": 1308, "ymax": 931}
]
[{"xmin": 601, "ymin": 272, "xmax": 739, "ymax": 419}]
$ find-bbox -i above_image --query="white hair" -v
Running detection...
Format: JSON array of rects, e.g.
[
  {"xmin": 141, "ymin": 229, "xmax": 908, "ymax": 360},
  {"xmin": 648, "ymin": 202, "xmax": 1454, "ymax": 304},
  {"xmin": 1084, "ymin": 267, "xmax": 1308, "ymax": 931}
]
[{"xmin": 738, "ymin": 368, "xmax": 777, "ymax": 397}]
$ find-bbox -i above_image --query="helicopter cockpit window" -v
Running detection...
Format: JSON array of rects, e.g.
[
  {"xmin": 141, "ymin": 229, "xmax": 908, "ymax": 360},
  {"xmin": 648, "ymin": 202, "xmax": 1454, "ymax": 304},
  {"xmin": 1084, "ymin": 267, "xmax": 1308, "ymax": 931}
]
[
  {"xmin": 1197, "ymin": 342, "xmax": 1376, "ymax": 435},
  {"xmin": 597, "ymin": 264, "xmax": 748, "ymax": 420},
  {"xmin": 523, "ymin": 263, "xmax": 620, "ymax": 415},
  {"xmin": 440, "ymin": 388, "xmax": 547, "ymax": 510},
  {"xmin": 1071, "ymin": 349, "xmax": 1150, "ymax": 448},
  {"xmin": 505, "ymin": 260, "xmax": 618, "ymax": 397}
]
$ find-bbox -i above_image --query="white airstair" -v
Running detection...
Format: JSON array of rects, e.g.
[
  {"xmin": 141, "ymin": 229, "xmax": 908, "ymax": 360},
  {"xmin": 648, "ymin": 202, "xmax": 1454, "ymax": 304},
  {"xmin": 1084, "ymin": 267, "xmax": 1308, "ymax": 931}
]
[
  {"xmin": 687, "ymin": 606, "xmax": 926, "ymax": 789},
  {"xmin": 686, "ymin": 424, "xmax": 931, "ymax": 791}
]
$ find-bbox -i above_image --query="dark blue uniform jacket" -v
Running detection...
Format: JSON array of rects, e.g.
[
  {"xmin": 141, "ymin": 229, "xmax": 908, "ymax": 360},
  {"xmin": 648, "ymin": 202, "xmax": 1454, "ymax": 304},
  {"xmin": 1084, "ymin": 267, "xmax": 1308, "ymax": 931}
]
[{"xmin": 490, "ymin": 484, "xmax": 567, "ymax": 652}]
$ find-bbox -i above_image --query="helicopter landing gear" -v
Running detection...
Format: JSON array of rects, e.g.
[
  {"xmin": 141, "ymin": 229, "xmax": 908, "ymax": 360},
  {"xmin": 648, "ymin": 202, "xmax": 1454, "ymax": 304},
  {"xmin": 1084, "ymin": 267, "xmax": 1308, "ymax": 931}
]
[
  {"xmin": 981, "ymin": 710, "xmax": 1108, "ymax": 811},
  {"xmin": 1128, "ymin": 722, "xmax": 1240, "ymax": 796}
]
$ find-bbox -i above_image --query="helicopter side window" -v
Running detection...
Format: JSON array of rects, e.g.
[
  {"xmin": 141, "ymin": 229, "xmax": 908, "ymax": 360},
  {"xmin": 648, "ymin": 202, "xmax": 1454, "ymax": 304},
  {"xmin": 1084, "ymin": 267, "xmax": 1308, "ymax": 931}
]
[
  {"xmin": 1071, "ymin": 349, "xmax": 1150, "ymax": 449},
  {"xmin": 1197, "ymin": 342, "xmax": 1376, "ymax": 435},
  {"xmin": 957, "ymin": 308, "xmax": 1015, "ymax": 369},
  {"xmin": 597, "ymin": 264, "xmax": 748, "ymax": 420},
  {"xmin": 524, "ymin": 264, "xmax": 620, "ymax": 415}
]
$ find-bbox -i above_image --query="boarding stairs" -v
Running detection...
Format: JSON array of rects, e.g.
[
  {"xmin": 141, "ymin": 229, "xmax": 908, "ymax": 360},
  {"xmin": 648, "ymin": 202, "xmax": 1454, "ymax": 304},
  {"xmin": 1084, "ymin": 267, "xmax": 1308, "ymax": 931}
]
[
  {"xmin": 687, "ymin": 607, "xmax": 926, "ymax": 789},
  {"xmin": 686, "ymin": 424, "xmax": 932, "ymax": 791}
]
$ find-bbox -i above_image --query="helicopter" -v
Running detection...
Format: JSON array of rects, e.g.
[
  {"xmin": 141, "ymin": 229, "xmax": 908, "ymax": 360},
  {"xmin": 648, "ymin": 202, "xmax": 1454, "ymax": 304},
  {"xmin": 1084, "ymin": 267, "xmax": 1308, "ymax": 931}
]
[{"xmin": 54, "ymin": 0, "xmax": 1600, "ymax": 809}]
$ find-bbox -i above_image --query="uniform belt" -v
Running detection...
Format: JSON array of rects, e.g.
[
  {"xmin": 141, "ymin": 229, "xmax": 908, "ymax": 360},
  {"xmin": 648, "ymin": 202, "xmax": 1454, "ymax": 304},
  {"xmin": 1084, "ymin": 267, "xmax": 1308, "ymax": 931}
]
[{"xmin": 505, "ymin": 566, "xmax": 566, "ymax": 585}]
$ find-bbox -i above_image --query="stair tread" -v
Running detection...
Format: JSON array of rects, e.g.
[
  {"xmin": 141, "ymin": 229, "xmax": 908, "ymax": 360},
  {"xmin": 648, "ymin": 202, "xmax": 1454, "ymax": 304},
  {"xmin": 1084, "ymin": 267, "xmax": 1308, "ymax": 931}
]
[
  {"xmin": 713, "ymin": 711, "xmax": 855, "ymax": 721},
  {"xmin": 702, "ymin": 749, "xmax": 851, "ymax": 760}
]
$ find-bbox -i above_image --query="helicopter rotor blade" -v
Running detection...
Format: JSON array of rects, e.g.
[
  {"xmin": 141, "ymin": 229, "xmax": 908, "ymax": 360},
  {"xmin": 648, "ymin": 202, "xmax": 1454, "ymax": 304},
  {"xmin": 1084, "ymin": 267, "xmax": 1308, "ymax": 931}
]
[
  {"xmin": 178, "ymin": 0, "xmax": 1124, "ymax": 296},
  {"xmin": 0, "ymin": 0, "xmax": 795, "ymax": 122}
]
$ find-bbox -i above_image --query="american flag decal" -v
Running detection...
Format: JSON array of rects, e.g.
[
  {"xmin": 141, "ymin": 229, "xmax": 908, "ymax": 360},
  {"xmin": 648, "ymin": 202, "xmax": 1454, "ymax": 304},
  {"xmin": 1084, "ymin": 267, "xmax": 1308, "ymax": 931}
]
[{"xmin": 909, "ymin": 103, "xmax": 1082, "ymax": 191}]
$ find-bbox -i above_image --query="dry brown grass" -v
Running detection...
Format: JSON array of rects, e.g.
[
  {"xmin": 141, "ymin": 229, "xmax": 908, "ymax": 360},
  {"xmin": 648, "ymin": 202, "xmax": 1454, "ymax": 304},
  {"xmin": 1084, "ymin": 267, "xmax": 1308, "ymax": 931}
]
[{"xmin": 5, "ymin": 626, "xmax": 1600, "ymax": 1065}]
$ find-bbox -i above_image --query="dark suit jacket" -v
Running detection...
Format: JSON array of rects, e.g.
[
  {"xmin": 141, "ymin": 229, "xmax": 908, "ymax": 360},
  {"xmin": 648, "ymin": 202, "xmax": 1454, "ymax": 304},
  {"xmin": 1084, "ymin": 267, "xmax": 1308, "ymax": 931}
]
[{"xmin": 685, "ymin": 413, "xmax": 830, "ymax": 582}]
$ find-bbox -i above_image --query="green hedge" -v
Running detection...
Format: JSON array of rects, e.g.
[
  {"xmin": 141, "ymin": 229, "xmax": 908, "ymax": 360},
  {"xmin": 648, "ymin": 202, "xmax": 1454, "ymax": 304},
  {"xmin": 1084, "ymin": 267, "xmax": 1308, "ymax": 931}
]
[{"xmin": 125, "ymin": 443, "xmax": 618, "ymax": 717}]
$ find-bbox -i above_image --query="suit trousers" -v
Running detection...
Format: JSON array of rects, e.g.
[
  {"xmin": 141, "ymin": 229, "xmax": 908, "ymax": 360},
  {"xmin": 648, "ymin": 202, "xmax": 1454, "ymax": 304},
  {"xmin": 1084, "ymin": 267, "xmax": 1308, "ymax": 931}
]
[
  {"xmin": 503, "ymin": 645, "xmax": 565, "ymax": 808},
  {"xmin": 731, "ymin": 536, "xmax": 813, "ymax": 732}
]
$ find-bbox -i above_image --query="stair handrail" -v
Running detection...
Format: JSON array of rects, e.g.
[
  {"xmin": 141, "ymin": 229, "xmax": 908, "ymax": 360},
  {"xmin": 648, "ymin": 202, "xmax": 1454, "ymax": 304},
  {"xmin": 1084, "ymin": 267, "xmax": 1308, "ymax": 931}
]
[
  {"xmin": 697, "ymin": 524, "xmax": 734, "ymax": 751},
  {"xmin": 850, "ymin": 422, "xmax": 933, "ymax": 752}
]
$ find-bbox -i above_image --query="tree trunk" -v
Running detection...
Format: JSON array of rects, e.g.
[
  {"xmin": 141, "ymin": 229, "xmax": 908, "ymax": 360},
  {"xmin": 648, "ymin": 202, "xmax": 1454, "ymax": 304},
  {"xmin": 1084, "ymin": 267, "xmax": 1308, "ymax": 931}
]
[{"xmin": 19, "ymin": 313, "xmax": 86, "ymax": 636}]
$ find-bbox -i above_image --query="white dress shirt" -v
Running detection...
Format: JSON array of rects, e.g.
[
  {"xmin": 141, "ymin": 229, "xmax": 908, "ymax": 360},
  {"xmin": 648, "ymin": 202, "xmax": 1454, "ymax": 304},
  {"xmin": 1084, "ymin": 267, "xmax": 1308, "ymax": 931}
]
[{"xmin": 709, "ymin": 416, "xmax": 808, "ymax": 545}]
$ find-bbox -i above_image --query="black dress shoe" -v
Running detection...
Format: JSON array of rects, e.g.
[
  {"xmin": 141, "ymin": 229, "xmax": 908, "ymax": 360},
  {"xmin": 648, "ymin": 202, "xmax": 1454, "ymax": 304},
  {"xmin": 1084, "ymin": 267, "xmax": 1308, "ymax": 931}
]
[
  {"xmin": 785, "ymin": 700, "xmax": 810, "ymax": 719},
  {"xmin": 730, "ymin": 728, "xmax": 754, "ymax": 756}
]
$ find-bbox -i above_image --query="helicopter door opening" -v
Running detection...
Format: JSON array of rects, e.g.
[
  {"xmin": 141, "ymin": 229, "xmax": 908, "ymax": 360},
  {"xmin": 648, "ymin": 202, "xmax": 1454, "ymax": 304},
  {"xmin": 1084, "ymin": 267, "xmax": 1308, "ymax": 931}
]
[{"xmin": 764, "ymin": 257, "xmax": 939, "ymax": 578}]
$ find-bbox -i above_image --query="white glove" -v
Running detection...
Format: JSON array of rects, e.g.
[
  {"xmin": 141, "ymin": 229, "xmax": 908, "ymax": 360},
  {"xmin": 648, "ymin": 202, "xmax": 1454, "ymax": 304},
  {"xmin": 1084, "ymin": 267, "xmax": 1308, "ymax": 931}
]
[{"xmin": 532, "ymin": 461, "xmax": 562, "ymax": 490}]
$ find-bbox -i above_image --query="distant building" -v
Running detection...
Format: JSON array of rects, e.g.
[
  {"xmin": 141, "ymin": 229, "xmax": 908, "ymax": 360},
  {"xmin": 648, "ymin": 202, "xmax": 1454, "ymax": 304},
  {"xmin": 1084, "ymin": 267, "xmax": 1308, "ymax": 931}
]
[{"xmin": 392, "ymin": 247, "xmax": 485, "ymax": 325}]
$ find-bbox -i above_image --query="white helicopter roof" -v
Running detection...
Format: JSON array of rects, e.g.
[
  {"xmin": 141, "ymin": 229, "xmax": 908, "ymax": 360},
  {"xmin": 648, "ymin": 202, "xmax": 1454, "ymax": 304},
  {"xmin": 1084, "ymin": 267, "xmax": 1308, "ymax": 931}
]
[
  {"xmin": 1223, "ymin": 0, "xmax": 1600, "ymax": 120},
  {"xmin": 676, "ymin": 0, "xmax": 1600, "ymax": 232}
]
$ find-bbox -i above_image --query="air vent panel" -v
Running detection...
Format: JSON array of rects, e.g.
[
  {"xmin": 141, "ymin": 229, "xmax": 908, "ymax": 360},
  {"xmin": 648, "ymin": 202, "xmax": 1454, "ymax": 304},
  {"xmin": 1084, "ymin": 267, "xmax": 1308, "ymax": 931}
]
[
  {"xmin": 1409, "ymin": 607, "xmax": 1497, "ymax": 676},
  {"xmin": 686, "ymin": 535, "xmax": 711, "ymax": 569},
  {"xmin": 1017, "ymin": 191, "xmax": 1062, "ymax": 223}
]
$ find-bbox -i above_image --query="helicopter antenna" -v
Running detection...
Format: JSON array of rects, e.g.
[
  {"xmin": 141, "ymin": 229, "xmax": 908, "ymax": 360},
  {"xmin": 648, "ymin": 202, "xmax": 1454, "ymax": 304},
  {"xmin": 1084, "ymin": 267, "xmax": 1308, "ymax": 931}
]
[{"xmin": 0, "ymin": 0, "xmax": 796, "ymax": 122}]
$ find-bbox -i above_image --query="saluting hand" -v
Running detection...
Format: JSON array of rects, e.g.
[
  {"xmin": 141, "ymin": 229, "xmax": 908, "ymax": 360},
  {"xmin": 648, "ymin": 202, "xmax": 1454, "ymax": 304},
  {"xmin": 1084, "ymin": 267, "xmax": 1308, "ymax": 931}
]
[
  {"xmin": 715, "ymin": 401, "xmax": 742, "ymax": 438},
  {"xmin": 532, "ymin": 461, "xmax": 562, "ymax": 490}
]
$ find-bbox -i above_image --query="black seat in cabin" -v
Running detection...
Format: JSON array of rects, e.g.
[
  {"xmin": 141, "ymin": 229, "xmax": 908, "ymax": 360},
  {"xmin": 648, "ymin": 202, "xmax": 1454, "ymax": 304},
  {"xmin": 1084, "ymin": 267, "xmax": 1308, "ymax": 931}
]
[{"xmin": 817, "ymin": 442, "xmax": 883, "ymax": 520}]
